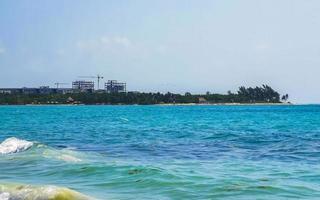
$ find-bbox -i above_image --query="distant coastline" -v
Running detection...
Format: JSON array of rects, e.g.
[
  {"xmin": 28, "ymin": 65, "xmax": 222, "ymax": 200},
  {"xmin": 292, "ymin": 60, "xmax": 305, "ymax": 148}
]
[
  {"xmin": 0, "ymin": 103, "xmax": 293, "ymax": 107},
  {"xmin": 0, "ymin": 85, "xmax": 290, "ymax": 105},
  {"xmin": 17, "ymin": 102, "xmax": 292, "ymax": 106},
  {"xmin": 156, "ymin": 102, "xmax": 293, "ymax": 106}
]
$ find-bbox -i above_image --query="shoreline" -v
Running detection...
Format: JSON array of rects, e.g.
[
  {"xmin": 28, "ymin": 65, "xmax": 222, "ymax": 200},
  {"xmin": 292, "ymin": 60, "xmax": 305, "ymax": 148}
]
[
  {"xmin": 0, "ymin": 102, "xmax": 294, "ymax": 106},
  {"xmin": 156, "ymin": 102, "xmax": 293, "ymax": 106}
]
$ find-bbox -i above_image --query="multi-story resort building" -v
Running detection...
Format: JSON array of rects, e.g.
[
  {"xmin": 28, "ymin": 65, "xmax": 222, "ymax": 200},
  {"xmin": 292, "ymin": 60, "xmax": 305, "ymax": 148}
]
[
  {"xmin": 0, "ymin": 79, "xmax": 126, "ymax": 94},
  {"xmin": 105, "ymin": 80, "xmax": 126, "ymax": 93},
  {"xmin": 72, "ymin": 80, "xmax": 95, "ymax": 90}
]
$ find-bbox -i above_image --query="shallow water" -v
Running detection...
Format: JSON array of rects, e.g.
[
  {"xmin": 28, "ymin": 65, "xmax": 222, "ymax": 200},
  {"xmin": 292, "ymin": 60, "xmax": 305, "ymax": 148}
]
[{"xmin": 0, "ymin": 105, "xmax": 320, "ymax": 199}]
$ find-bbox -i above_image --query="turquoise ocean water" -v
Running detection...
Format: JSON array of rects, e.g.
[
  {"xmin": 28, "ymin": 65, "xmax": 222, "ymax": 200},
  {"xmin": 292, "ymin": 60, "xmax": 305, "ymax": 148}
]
[{"xmin": 0, "ymin": 105, "xmax": 320, "ymax": 199}]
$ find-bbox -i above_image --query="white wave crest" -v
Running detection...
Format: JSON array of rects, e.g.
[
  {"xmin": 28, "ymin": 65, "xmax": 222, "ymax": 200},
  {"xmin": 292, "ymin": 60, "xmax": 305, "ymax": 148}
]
[
  {"xmin": 0, "ymin": 183, "xmax": 92, "ymax": 200},
  {"xmin": 0, "ymin": 192, "xmax": 10, "ymax": 200},
  {"xmin": 0, "ymin": 137, "xmax": 33, "ymax": 154},
  {"xmin": 0, "ymin": 137, "xmax": 83, "ymax": 163}
]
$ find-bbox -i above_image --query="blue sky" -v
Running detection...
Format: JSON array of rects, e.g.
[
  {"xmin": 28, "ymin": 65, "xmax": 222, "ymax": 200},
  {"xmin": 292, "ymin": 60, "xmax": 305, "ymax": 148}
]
[{"xmin": 0, "ymin": 0, "xmax": 320, "ymax": 103}]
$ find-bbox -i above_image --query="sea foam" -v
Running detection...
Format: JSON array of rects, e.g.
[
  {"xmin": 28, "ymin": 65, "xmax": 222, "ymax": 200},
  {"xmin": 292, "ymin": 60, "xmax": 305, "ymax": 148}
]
[
  {"xmin": 0, "ymin": 137, "xmax": 83, "ymax": 163},
  {"xmin": 0, "ymin": 137, "xmax": 33, "ymax": 154},
  {"xmin": 0, "ymin": 183, "xmax": 92, "ymax": 200},
  {"xmin": 0, "ymin": 192, "xmax": 10, "ymax": 200}
]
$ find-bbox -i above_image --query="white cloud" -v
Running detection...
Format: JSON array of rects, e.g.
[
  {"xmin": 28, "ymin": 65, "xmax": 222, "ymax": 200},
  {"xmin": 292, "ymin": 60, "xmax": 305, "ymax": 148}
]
[
  {"xmin": 100, "ymin": 37, "xmax": 110, "ymax": 44},
  {"xmin": 74, "ymin": 35, "xmax": 165, "ymax": 61},
  {"xmin": 0, "ymin": 47, "xmax": 6, "ymax": 54},
  {"xmin": 156, "ymin": 45, "xmax": 168, "ymax": 54},
  {"xmin": 113, "ymin": 36, "xmax": 132, "ymax": 48},
  {"xmin": 56, "ymin": 49, "xmax": 66, "ymax": 56},
  {"xmin": 77, "ymin": 36, "xmax": 133, "ymax": 51},
  {"xmin": 76, "ymin": 40, "xmax": 95, "ymax": 50},
  {"xmin": 100, "ymin": 36, "xmax": 132, "ymax": 47},
  {"xmin": 256, "ymin": 42, "xmax": 270, "ymax": 50}
]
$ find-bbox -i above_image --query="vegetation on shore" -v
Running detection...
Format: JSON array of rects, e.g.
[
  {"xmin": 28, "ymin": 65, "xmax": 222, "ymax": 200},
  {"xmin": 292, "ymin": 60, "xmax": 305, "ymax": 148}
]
[{"xmin": 0, "ymin": 85, "xmax": 288, "ymax": 105}]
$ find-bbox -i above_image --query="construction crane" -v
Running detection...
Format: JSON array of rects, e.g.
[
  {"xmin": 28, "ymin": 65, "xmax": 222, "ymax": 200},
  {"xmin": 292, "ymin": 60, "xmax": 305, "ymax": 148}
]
[
  {"xmin": 78, "ymin": 74, "xmax": 104, "ymax": 90},
  {"xmin": 54, "ymin": 82, "xmax": 69, "ymax": 89}
]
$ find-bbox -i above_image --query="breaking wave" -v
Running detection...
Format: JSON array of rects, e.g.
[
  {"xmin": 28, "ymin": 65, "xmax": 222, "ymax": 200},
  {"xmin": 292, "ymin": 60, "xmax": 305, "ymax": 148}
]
[
  {"xmin": 0, "ymin": 137, "xmax": 33, "ymax": 154},
  {"xmin": 0, "ymin": 183, "xmax": 93, "ymax": 200},
  {"xmin": 0, "ymin": 137, "xmax": 82, "ymax": 163},
  {"xmin": 0, "ymin": 138, "xmax": 96, "ymax": 199}
]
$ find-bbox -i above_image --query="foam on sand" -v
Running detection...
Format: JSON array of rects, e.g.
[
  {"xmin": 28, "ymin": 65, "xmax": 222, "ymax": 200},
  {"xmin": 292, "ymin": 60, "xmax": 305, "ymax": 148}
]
[
  {"xmin": 0, "ymin": 137, "xmax": 33, "ymax": 154},
  {"xmin": 0, "ymin": 183, "xmax": 93, "ymax": 200}
]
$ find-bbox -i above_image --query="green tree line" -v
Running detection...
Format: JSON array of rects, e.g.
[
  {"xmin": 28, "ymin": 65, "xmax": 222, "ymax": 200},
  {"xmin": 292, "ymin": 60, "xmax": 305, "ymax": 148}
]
[{"xmin": 0, "ymin": 85, "xmax": 288, "ymax": 105}]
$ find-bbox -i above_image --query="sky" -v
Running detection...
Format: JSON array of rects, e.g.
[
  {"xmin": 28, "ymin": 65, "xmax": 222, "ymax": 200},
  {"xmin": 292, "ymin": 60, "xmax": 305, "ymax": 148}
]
[{"xmin": 0, "ymin": 0, "xmax": 320, "ymax": 103}]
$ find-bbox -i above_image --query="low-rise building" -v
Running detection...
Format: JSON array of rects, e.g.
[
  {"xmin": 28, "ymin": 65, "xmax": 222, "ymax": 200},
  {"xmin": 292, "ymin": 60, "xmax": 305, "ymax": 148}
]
[
  {"xmin": 198, "ymin": 97, "xmax": 208, "ymax": 104},
  {"xmin": 0, "ymin": 87, "xmax": 74, "ymax": 95},
  {"xmin": 0, "ymin": 88, "xmax": 19, "ymax": 94}
]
